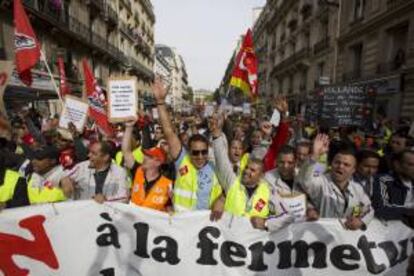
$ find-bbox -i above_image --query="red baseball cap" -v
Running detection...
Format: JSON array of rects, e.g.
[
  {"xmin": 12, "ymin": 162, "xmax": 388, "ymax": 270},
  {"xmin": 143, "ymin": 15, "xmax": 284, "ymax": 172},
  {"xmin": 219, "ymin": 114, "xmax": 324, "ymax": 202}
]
[{"xmin": 143, "ymin": 147, "xmax": 166, "ymax": 163}]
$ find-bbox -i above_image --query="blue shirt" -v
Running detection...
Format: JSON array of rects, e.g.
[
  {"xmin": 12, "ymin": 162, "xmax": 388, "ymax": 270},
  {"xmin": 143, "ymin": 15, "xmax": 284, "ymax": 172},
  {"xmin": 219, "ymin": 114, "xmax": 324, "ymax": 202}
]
[{"xmin": 175, "ymin": 149, "xmax": 215, "ymax": 210}]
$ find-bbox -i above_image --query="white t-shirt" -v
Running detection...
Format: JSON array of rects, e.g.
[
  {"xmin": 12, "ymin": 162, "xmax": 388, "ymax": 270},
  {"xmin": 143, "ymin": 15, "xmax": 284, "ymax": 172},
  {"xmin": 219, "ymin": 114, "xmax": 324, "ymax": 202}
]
[{"xmin": 402, "ymin": 179, "xmax": 414, "ymax": 208}]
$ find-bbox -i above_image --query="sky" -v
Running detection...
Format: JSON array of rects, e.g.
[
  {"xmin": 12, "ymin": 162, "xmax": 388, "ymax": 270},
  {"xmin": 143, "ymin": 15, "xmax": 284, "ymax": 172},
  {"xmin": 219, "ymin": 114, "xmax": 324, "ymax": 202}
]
[{"xmin": 151, "ymin": 0, "xmax": 266, "ymax": 91}]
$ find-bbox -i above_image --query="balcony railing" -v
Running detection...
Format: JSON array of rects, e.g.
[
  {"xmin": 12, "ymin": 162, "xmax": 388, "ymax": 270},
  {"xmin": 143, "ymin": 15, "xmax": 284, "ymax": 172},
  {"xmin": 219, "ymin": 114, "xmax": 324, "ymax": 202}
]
[
  {"xmin": 106, "ymin": 5, "xmax": 118, "ymax": 26},
  {"xmin": 376, "ymin": 61, "xmax": 406, "ymax": 74},
  {"xmin": 87, "ymin": 0, "xmax": 104, "ymax": 11},
  {"xmin": 120, "ymin": 22, "xmax": 135, "ymax": 40},
  {"xmin": 313, "ymin": 36, "xmax": 330, "ymax": 55},
  {"xmin": 91, "ymin": 33, "xmax": 108, "ymax": 53},
  {"xmin": 23, "ymin": 0, "xmax": 68, "ymax": 26},
  {"xmin": 128, "ymin": 57, "xmax": 153, "ymax": 79},
  {"xmin": 68, "ymin": 15, "xmax": 90, "ymax": 42},
  {"xmin": 120, "ymin": 0, "xmax": 132, "ymax": 11},
  {"xmin": 387, "ymin": 0, "xmax": 408, "ymax": 10}
]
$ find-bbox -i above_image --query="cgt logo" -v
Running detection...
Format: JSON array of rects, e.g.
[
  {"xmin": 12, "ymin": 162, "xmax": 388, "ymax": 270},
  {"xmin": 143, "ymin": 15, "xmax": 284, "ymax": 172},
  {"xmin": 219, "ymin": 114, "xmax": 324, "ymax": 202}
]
[
  {"xmin": 0, "ymin": 215, "xmax": 59, "ymax": 276},
  {"xmin": 14, "ymin": 33, "xmax": 37, "ymax": 51}
]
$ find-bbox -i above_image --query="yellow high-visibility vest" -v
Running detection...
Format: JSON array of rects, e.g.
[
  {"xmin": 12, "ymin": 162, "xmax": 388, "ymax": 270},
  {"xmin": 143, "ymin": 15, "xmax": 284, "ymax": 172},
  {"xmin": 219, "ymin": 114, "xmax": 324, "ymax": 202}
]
[
  {"xmin": 224, "ymin": 178, "xmax": 271, "ymax": 218},
  {"xmin": 0, "ymin": 170, "xmax": 21, "ymax": 203},
  {"xmin": 173, "ymin": 154, "xmax": 222, "ymax": 212},
  {"xmin": 115, "ymin": 147, "xmax": 144, "ymax": 166}
]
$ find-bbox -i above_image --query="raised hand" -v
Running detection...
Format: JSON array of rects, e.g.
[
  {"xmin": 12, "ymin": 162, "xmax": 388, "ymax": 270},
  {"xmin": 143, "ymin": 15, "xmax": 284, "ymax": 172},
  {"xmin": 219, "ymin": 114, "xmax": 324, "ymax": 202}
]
[
  {"xmin": 209, "ymin": 113, "xmax": 224, "ymax": 138},
  {"xmin": 68, "ymin": 122, "xmax": 80, "ymax": 138},
  {"xmin": 152, "ymin": 77, "xmax": 168, "ymax": 102},
  {"xmin": 274, "ymin": 96, "xmax": 288, "ymax": 114},
  {"xmin": 312, "ymin": 134, "xmax": 330, "ymax": 160},
  {"xmin": 124, "ymin": 118, "xmax": 137, "ymax": 128},
  {"xmin": 260, "ymin": 121, "xmax": 273, "ymax": 137}
]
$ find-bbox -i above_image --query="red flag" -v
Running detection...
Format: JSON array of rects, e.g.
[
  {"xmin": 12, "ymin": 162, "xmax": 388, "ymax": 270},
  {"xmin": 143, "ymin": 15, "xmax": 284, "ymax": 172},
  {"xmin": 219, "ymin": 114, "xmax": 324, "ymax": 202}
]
[
  {"xmin": 230, "ymin": 29, "xmax": 258, "ymax": 98},
  {"xmin": 57, "ymin": 57, "xmax": 71, "ymax": 98},
  {"xmin": 82, "ymin": 59, "xmax": 113, "ymax": 136},
  {"xmin": 14, "ymin": 0, "xmax": 41, "ymax": 86}
]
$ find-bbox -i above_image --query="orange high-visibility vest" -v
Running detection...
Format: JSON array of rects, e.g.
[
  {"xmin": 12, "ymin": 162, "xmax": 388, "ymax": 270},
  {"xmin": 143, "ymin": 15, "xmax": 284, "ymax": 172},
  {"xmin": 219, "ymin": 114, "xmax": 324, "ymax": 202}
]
[{"xmin": 130, "ymin": 167, "xmax": 172, "ymax": 212}]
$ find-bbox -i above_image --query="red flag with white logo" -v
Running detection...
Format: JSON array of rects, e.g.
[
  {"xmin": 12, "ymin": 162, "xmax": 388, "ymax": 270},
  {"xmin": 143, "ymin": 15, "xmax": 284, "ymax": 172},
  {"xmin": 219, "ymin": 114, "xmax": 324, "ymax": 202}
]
[
  {"xmin": 57, "ymin": 57, "xmax": 71, "ymax": 98},
  {"xmin": 82, "ymin": 59, "xmax": 113, "ymax": 136},
  {"xmin": 230, "ymin": 29, "xmax": 258, "ymax": 98},
  {"xmin": 14, "ymin": 0, "xmax": 41, "ymax": 86}
]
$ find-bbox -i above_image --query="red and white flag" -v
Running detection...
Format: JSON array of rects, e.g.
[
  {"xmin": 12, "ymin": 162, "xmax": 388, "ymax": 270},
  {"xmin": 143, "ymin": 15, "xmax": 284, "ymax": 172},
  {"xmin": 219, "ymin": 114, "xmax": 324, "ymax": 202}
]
[
  {"xmin": 230, "ymin": 29, "xmax": 258, "ymax": 98},
  {"xmin": 82, "ymin": 59, "xmax": 113, "ymax": 136},
  {"xmin": 57, "ymin": 57, "xmax": 71, "ymax": 98},
  {"xmin": 14, "ymin": 0, "xmax": 41, "ymax": 86}
]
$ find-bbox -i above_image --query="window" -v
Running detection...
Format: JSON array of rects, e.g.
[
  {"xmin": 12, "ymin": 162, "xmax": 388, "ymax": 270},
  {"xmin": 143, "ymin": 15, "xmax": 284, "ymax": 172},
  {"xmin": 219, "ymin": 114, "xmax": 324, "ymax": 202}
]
[
  {"xmin": 353, "ymin": 0, "xmax": 365, "ymax": 20},
  {"xmin": 0, "ymin": 24, "xmax": 5, "ymax": 59},
  {"xmin": 304, "ymin": 31, "xmax": 310, "ymax": 49},
  {"xmin": 350, "ymin": 43, "xmax": 363, "ymax": 77},
  {"xmin": 317, "ymin": 62, "xmax": 325, "ymax": 78},
  {"xmin": 388, "ymin": 24, "xmax": 408, "ymax": 68}
]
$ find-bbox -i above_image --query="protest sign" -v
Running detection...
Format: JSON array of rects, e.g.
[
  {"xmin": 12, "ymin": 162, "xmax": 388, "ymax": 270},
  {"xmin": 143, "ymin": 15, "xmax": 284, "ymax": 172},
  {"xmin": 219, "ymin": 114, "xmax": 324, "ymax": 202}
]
[
  {"xmin": 152, "ymin": 107, "xmax": 159, "ymax": 120},
  {"xmin": 0, "ymin": 201, "xmax": 412, "ymax": 276},
  {"xmin": 270, "ymin": 109, "xmax": 281, "ymax": 126},
  {"xmin": 58, "ymin": 95, "xmax": 89, "ymax": 132},
  {"xmin": 108, "ymin": 77, "xmax": 137, "ymax": 122},
  {"xmin": 280, "ymin": 193, "xmax": 307, "ymax": 220},
  {"xmin": 306, "ymin": 85, "xmax": 374, "ymax": 127},
  {"xmin": 243, "ymin": 103, "xmax": 251, "ymax": 114},
  {"xmin": 233, "ymin": 106, "xmax": 243, "ymax": 113},
  {"xmin": 204, "ymin": 105, "xmax": 214, "ymax": 117}
]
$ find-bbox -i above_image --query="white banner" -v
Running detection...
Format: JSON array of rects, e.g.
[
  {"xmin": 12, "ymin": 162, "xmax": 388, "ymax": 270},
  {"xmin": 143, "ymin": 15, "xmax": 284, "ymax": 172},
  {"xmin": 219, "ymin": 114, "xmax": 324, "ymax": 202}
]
[{"xmin": 0, "ymin": 201, "xmax": 412, "ymax": 276}]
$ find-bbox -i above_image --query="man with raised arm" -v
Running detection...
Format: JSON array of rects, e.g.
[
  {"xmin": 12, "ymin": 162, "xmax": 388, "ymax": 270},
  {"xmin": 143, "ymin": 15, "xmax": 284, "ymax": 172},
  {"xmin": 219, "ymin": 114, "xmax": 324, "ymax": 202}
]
[
  {"xmin": 298, "ymin": 134, "xmax": 374, "ymax": 230},
  {"xmin": 209, "ymin": 114, "xmax": 293, "ymax": 231},
  {"xmin": 152, "ymin": 79, "xmax": 222, "ymax": 212}
]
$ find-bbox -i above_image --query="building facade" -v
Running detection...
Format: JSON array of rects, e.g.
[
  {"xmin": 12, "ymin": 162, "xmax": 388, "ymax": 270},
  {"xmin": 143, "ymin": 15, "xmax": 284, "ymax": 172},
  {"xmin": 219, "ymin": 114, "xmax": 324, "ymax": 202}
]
[
  {"xmin": 335, "ymin": 0, "xmax": 414, "ymax": 119},
  {"xmin": 0, "ymin": 0, "xmax": 155, "ymax": 113},
  {"xmin": 155, "ymin": 44, "xmax": 189, "ymax": 110},
  {"xmin": 252, "ymin": 0, "xmax": 339, "ymax": 114},
  {"xmin": 236, "ymin": 0, "xmax": 414, "ymax": 119}
]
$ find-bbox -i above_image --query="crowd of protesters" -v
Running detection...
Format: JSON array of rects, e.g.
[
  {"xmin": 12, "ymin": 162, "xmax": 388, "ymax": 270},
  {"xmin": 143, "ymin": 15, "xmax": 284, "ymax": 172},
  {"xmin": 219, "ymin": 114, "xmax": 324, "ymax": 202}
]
[{"xmin": 0, "ymin": 80, "xmax": 413, "ymax": 241}]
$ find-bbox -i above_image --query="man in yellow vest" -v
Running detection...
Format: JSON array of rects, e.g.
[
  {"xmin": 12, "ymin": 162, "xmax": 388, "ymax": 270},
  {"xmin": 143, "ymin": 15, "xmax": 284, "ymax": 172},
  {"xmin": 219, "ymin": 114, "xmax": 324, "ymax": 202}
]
[
  {"xmin": 209, "ymin": 114, "xmax": 293, "ymax": 231},
  {"xmin": 152, "ymin": 78, "xmax": 222, "ymax": 212},
  {"xmin": 121, "ymin": 119, "xmax": 173, "ymax": 212},
  {"xmin": 0, "ymin": 146, "xmax": 67, "ymax": 209}
]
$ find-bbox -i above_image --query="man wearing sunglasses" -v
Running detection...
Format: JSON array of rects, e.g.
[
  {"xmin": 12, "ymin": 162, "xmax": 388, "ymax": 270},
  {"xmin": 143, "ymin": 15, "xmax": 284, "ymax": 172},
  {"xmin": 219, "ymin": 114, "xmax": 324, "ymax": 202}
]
[{"xmin": 153, "ymin": 79, "xmax": 222, "ymax": 212}]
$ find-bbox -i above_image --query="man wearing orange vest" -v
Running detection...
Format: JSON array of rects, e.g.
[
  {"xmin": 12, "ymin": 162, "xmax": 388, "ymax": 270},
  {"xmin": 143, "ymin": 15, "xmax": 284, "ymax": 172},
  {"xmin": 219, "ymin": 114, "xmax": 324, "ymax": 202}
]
[{"xmin": 122, "ymin": 120, "xmax": 173, "ymax": 212}]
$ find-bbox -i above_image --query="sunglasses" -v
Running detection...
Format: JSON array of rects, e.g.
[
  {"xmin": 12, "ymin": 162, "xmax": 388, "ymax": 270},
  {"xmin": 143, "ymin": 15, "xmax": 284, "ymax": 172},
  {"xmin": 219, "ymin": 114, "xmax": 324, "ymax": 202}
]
[{"xmin": 191, "ymin": 149, "xmax": 208, "ymax": 156}]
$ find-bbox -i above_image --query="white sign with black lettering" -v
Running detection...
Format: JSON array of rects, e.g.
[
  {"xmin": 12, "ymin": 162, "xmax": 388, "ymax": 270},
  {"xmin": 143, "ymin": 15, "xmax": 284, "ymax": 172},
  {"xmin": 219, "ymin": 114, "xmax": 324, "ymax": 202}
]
[
  {"xmin": 270, "ymin": 109, "xmax": 281, "ymax": 126},
  {"xmin": 108, "ymin": 78, "xmax": 137, "ymax": 122},
  {"xmin": 280, "ymin": 193, "xmax": 307, "ymax": 220},
  {"xmin": 59, "ymin": 96, "xmax": 89, "ymax": 132}
]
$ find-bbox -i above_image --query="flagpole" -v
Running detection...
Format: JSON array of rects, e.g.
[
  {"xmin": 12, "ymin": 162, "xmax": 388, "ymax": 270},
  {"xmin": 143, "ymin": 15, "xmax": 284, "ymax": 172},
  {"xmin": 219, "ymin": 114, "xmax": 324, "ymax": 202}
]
[{"xmin": 40, "ymin": 50, "xmax": 64, "ymax": 104}]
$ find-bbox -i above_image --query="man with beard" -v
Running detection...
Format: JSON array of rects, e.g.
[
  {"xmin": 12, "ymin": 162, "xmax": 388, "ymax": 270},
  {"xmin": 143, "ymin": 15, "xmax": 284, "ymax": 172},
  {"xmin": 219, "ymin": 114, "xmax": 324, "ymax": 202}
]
[{"xmin": 298, "ymin": 134, "xmax": 374, "ymax": 230}]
